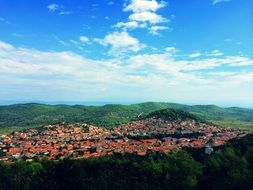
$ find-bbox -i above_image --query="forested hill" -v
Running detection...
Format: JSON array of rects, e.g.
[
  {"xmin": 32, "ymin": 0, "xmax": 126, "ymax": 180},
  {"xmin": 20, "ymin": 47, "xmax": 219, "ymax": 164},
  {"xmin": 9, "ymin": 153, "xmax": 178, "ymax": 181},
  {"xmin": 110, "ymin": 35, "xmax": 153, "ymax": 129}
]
[
  {"xmin": 146, "ymin": 108, "xmax": 204, "ymax": 122},
  {"xmin": 0, "ymin": 102, "xmax": 252, "ymax": 130}
]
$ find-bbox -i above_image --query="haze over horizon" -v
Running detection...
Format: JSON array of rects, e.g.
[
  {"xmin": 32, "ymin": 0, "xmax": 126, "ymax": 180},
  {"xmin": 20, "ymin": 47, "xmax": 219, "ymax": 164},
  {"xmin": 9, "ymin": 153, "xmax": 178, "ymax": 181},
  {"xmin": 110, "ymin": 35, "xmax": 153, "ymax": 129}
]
[
  {"xmin": 0, "ymin": 100, "xmax": 253, "ymax": 110},
  {"xmin": 0, "ymin": 0, "xmax": 252, "ymax": 107}
]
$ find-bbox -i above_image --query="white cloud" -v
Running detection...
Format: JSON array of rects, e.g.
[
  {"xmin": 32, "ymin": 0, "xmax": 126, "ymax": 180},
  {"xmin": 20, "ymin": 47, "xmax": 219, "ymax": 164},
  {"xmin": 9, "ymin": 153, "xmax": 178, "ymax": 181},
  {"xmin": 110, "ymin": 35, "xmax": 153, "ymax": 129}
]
[
  {"xmin": 115, "ymin": 21, "xmax": 139, "ymax": 30},
  {"xmin": 212, "ymin": 0, "xmax": 231, "ymax": 5},
  {"xmin": 58, "ymin": 40, "xmax": 68, "ymax": 46},
  {"xmin": 53, "ymin": 35, "xmax": 68, "ymax": 46},
  {"xmin": 208, "ymin": 71, "xmax": 236, "ymax": 77},
  {"xmin": 0, "ymin": 40, "xmax": 120, "ymax": 84},
  {"xmin": 1, "ymin": 40, "xmax": 252, "ymax": 105},
  {"xmin": 94, "ymin": 31, "xmax": 145, "ymax": 52},
  {"xmin": 124, "ymin": 0, "xmax": 166, "ymax": 12},
  {"xmin": 206, "ymin": 50, "xmax": 223, "ymax": 57},
  {"xmin": 187, "ymin": 50, "xmax": 223, "ymax": 58},
  {"xmin": 69, "ymin": 40, "xmax": 79, "ymax": 45},
  {"xmin": 47, "ymin": 4, "xmax": 60, "ymax": 12},
  {"xmin": 58, "ymin": 11, "xmax": 72, "ymax": 15},
  {"xmin": 114, "ymin": 0, "xmax": 168, "ymax": 34},
  {"xmin": 80, "ymin": 36, "xmax": 89, "ymax": 44},
  {"xmin": 0, "ymin": 40, "xmax": 13, "ymax": 50},
  {"xmin": 129, "ymin": 11, "xmax": 167, "ymax": 24},
  {"xmin": 184, "ymin": 56, "xmax": 253, "ymax": 71},
  {"xmin": 125, "ymin": 52, "xmax": 253, "ymax": 90},
  {"xmin": 149, "ymin": 25, "xmax": 169, "ymax": 35},
  {"xmin": 228, "ymin": 72, "xmax": 253, "ymax": 84},
  {"xmin": 127, "ymin": 53, "xmax": 185, "ymax": 73},
  {"xmin": 165, "ymin": 47, "xmax": 176, "ymax": 53},
  {"xmin": 189, "ymin": 52, "xmax": 202, "ymax": 58},
  {"xmin": 47, "ymin": 4, "xmax": 72, "ymax": 16},
  {"xmin": 224, "ymin": 56, "xmax": 253, "ymax": 66}
]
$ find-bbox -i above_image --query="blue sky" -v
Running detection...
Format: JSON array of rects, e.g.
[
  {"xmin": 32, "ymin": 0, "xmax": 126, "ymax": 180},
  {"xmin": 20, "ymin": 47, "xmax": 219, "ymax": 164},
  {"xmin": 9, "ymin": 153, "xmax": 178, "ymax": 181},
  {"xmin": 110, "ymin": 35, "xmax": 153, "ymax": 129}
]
[{"xmin": 0, "ymin": 0, "xmax": 253, "ymax": 107}]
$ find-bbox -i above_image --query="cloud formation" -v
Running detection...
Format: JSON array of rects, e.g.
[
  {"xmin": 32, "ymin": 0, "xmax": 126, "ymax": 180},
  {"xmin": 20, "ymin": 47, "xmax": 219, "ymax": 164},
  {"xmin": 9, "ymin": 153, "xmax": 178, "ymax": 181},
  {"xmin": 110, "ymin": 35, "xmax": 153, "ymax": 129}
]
[
  {"xmin": 0, "ymin": 40, "xmax": 252, "ymax": 104},
  {"xmin": 47, "ymin": 4, "xmax": 60, "ymax": 12},
  {"xmin": 206, "ymin": 50, "xmax": 223, "ymax": 57},
  {"xmin": 115, "ymin": 0, "xmax": 169, "ymax": 35},
  {"xmin": 149, "ymin": 25, "xmax": 169, "ymax": 35},
  {"xmin": 47, "ymin": 3, "xmax": 72, "ymax": 16},
  {"xmin": 212, "ymin": 0, "xmax": 231, "ymax": 5},
  {"xmin": 94, "ymin": 31, "xmax": 146, "ymax": 53},
  {"xmin": 189, "ymin": 52, "xmax": 202, "ymax": 58},
  {"xmin": 80, "ymin": 36, "xmax": 89, "ymax": 44},
  {"xmin": 129, "ymin": 11, "xmax": 167, "ymax": 24},
  {"xmin": 124, "ymin": 0, "xmax": 166, "ymax": 13}
]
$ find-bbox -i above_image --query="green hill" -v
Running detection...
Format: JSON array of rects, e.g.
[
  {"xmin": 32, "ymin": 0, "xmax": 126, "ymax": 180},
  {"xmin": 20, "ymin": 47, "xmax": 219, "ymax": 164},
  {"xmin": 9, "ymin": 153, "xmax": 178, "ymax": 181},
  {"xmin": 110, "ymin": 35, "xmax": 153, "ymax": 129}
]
[
  {"xmin": 0, "ymin": 102, "xmax": 252, "ymax": 133},
  {"xmin": 146, "ymin": 108, "xmax": 203, "ymax": 122}
]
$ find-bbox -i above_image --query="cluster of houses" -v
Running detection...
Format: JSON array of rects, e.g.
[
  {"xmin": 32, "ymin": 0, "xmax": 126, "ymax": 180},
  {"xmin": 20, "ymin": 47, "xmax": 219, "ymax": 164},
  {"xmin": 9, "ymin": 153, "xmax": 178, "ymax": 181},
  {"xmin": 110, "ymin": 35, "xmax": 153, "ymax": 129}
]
[{"xmin": 0, "ymin": 118, "xmax": 250, "ymax": 162}]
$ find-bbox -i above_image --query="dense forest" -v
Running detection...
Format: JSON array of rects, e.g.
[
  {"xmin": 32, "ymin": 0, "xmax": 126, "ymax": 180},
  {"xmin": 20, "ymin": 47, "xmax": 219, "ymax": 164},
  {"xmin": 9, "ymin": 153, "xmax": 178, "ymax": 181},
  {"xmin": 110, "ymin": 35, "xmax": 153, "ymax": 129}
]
[
  {"xmin": 0, "ymin": 102, "xmax": 253, "ymax": 133},
  {"xmin": 0, "ymin": 134, "xmax": 253, "ymax": 190},
  {"xmin": 146, "ymin": 108, "xmax": 204, "ymax": 122}
]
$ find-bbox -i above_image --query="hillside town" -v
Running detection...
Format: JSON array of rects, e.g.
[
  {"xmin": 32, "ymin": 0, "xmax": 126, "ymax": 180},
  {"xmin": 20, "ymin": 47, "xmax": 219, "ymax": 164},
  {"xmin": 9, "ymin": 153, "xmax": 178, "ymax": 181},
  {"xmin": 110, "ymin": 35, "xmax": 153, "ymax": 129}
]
[{"xmin": 0, "ymin": 118, "xmax": 251, "ymax": 162}]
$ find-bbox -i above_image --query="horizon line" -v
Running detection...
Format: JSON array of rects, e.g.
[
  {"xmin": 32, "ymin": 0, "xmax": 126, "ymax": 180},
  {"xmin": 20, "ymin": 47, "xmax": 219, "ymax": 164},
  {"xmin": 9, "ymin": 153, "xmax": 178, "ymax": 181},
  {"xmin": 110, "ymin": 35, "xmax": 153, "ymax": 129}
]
[{"xmin": 0, "ymin": 100, "xmax": 252, "ymax": 109}]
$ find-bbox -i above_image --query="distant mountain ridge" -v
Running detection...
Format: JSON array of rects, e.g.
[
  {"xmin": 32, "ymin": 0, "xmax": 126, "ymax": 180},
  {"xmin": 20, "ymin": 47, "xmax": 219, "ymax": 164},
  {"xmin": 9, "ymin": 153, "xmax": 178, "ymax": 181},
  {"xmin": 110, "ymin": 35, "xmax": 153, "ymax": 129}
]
[{"xmin": 0, "ymin": 102, "xmax": 252, "ymax": 132}]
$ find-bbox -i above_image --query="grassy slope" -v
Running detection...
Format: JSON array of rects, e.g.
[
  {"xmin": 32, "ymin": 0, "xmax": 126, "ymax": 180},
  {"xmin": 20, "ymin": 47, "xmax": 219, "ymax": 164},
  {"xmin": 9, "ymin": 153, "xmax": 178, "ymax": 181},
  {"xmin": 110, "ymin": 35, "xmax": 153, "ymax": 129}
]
[{"xmin": 0, "ymin": 102, "xmax": 252, "ymax": 134}]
